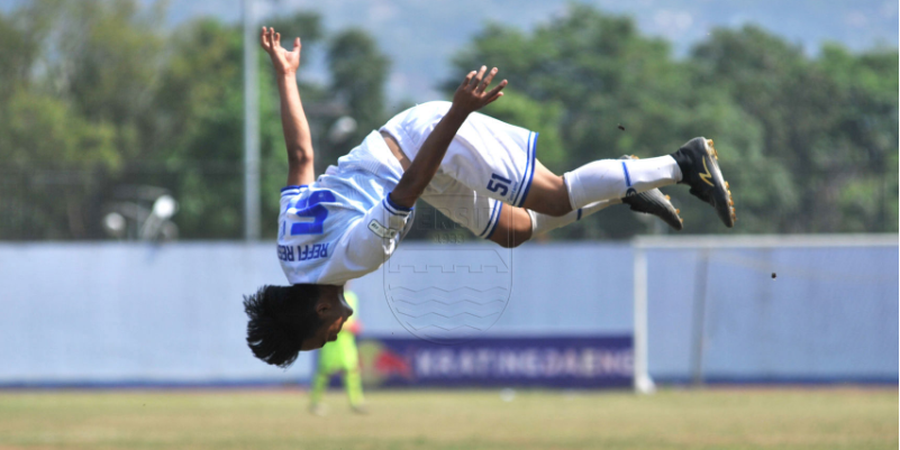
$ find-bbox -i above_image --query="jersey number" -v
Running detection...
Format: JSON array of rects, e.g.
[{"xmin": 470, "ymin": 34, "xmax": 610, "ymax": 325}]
[
  {"xmin": 290, "ymin": 190, "xmax": 336, "ymax": 235},
  {"xmin": 487, "ymin": 173, "xmax": 511, "ymax": 197}
]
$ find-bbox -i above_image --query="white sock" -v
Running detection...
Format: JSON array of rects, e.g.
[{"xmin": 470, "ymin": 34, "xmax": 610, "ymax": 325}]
[
  {"xmin": 563, "ymin": 156, "xmax": 682, "ymax": 210},
  {"xmin": 528, "ymin": 199, "xmax": 620, "ymax": 236}
]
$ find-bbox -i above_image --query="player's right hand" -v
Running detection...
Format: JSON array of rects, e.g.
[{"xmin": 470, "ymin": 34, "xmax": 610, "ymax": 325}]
[
  {"xmin": 452, "ymin": 66, "xmax": 507, "ymax": 114},
  {"xmin": 260, "ymin": 26, "xmax": 301, "ymax": 75}
]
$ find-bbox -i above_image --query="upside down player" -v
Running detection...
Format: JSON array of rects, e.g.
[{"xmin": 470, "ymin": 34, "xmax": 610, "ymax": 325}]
[{"xmin": 244, "ymin": 27, "xmax": 736, "ymax": 368}]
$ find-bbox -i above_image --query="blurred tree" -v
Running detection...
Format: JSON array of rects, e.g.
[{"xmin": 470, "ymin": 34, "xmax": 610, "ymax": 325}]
[
  {"xmin": 0, "ymin": 0, "xmax": 164, "ymax": 238},
  {"xmin": 325, "ymin": 29, "xmax": 391, "ymax": 167},
  {"xmin": 451, "ymin": 6, "xmax": 898, "ymax": 237},
  {"xmin": 0, "ymin": 10, "xmax": 41, "ymax": 101},
  {"xmin": 44, "ymin": 0, "xmax": 166, "ymax": 161},
  {"xmin": 149, "ymin": 18, "xmax": 247, "ymax": 238},
  {"xmin": 2, "ymin": 2, "xmax": 894, "ymax": 240},
  {"xmin": 152, "ymin": 13, "xmax": 329, "ymax": 239},
  {"xmin": 818, "ymin": 44, "xmax": 898, "ymax": 232},
  {"xmin": 693, "ymin": 26, "xmax": 898, "ymax": 233},
  {"xmin": 450, "ymin": 5, "xmax": 758, "ymax": 237},
  {"xmin": 149, "ymin": 11, "xmax": 394, "ymax": 239}
]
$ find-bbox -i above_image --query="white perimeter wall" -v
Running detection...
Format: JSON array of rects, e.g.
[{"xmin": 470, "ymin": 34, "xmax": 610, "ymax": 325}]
[{"xmin": 0, "ymin": 238, "xmax": 895, "ymax": 385}]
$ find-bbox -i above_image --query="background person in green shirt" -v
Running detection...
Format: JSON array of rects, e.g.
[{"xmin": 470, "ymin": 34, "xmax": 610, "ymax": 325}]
[{"xmin": 309, "ymin": 290, "xmax": 365, "ymax": 415}]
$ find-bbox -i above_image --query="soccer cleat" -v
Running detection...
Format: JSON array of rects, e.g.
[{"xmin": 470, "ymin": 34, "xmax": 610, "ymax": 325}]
[
  {"xmin": 669, "ymin": 138, "xmax": 736, "ymax": 227},
  {"xmin": 619, "ymin": 155, "xmax": 684, "ymax": 231}
]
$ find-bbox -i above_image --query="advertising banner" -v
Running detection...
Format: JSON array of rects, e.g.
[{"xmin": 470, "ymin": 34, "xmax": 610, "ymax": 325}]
[{"xmin": 358, "ymin": 336, "xmax": 633, "ymax": 388}]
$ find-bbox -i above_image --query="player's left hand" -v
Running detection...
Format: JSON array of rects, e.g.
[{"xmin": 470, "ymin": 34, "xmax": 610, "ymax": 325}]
[
  {"xmin": 260, "ymin": 26, "xmax": 301, "ymax": 75},
  {"xmin": 451, "ymin": 66, "xmax": 507, "ymax": 114}
]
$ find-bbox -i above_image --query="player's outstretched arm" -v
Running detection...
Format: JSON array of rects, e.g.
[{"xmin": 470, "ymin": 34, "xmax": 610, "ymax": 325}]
[
  {"xmin": 389, "ymin": 66, "xmax": 507, "ymax": 209},
  {"xmin": 260, "ymin": 26, "xmax": 315, "ymax": 186}
]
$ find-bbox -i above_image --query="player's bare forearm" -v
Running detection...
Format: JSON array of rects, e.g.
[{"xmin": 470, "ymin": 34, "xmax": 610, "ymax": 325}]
[
  {"xmin": 261, "ymin": 26, "xmax": 315, "ymax": 186},
  {"xmin": 276, "ymin": 74, "xmax": 315, "ymax": 185},
  {"xmin": 390, "ymin": 66, "xmax": 507, "ymax": 209},
  {"xmin": 390, "ymin": 108, "xmax": 468, "ymax": 207}
]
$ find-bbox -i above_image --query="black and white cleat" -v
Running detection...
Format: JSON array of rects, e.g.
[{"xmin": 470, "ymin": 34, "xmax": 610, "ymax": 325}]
[
  {"xmin": 670, "ymin": 137, "xmax": 736, "ymax": 228},
  {"xmin": 620, "ymin": 155, "xmax": 684, "ymax": 231}
]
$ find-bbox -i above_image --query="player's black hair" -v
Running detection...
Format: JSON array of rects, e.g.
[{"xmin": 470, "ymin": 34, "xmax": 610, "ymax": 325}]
[{"xmin": 243, "ymin": 284, "xmax": 323, "ymax": 368}]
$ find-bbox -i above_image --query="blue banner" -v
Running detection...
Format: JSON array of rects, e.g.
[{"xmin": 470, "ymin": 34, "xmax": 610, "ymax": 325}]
[{"xmin": 358, "ymin": 336, "xmax": 633, "ymax": 388}]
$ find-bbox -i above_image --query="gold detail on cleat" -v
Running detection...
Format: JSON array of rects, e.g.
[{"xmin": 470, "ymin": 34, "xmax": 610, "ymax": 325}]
[
  {"xmin": 699, "ymin": 157, "xmax": 715, "ymax": 186},
  {"xmin": 725, "ymin": 181, "xmax": 730, "ymax": 189},
  {"xmin": 665, "ymin": 195, "xmax": 671, "ymax": 200},
  {"xmin": 706, "ymin": 139, "xmax": 718, "ymax": 159}
]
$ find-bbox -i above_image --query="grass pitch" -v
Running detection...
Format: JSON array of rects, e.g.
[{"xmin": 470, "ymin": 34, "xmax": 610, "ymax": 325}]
[{"xmin": 0, "ymin": 387, "xmax": 895, "ymax": 449}]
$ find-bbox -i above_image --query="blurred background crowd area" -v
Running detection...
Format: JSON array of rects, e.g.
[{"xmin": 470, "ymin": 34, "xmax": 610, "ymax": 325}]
[{"xmin": 0, "ymin": 0, "xmax": 896, "ymax": 241}]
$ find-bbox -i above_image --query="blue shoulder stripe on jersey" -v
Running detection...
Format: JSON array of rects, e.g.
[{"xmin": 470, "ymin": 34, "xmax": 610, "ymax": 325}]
[
  {"xmin": 281, "ymin": 186, "xmax": 308, "ymax": 197},
  {"xmin": 479, "ymin": 201, "xmax": 501, "ymax": 238},
  {"xmin": 383, "ymin": 196, "xmax": 412, "ymax": 217},
  {"xmin": 484, "ymin": 202, "xmax": 504, "ymax": 240},
  {"xmin": 515, "ymin": 132, "xmax": 538, "ymax": 207}
]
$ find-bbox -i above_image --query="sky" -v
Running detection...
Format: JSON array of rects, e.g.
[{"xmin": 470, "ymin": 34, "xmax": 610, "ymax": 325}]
[{"xmin": 2, "ymin": 0, "xmax": 897, "ymax": 104}]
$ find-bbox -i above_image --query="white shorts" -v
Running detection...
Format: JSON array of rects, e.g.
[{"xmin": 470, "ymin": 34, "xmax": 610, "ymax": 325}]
[
  {"xmin": 419, "ymin": 174, "xmax": 505, "ymax": 240},
  {"xmin": 381, "ymin": 101, "xmax": 538, "ymax": 208}
]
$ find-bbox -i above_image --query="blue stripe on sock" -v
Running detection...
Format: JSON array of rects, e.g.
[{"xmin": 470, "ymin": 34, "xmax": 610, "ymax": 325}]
[
  {"xmin": 577, "ymin": 208, "xmax": 583, "ymax": 221},
  {"xmin": 621, "ymin": 161, "xmax": 632, "ymax": 187}
]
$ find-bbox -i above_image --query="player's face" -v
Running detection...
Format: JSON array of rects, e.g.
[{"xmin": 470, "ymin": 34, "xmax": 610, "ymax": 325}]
[{"xmin": 300, "ymin": 291, "xmax": 354, "ymax": 351}]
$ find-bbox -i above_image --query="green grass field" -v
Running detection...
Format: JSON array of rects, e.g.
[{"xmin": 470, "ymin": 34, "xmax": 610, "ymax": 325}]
[{"xmin": 0, "ymin": 387, "xmax": 895, "ymax": 450}]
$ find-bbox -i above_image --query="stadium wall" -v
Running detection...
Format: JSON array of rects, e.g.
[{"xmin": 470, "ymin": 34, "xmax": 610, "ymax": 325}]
[{"xmin": 0, "ymin": 238, "xmax": 895, "ymax": 387}]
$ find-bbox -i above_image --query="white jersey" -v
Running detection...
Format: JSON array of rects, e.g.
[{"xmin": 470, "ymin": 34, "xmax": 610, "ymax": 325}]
[
  {"xmin": 278, "ymin": 131, "xmax": 413, "ymax": 285},
  {"xmin": 277, "ymin": 102, "xmax": 537, "ymax": 286}
]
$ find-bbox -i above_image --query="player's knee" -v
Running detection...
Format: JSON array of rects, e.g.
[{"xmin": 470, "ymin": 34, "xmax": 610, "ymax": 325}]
[
  {"xmin": 506, "ymin": 235, "xmax": 530, "ymax": 248},
  {"xmin": 544, "ymin": 202, "xmax": 572, "ymax": 217},
  {"xmin": 492, "ymin": 228, "xmax": 531, "ymax": 248},
  {"xmin": 496, "ymin": 238, "xmax": 519, "ymax": 249},
  {"xmin": 522, "ymin": 173, "xmax": 572, "ymax": 217},
  {"xmin": 529, "ymin": 192, "xmax": 572, "ymax": 217}
]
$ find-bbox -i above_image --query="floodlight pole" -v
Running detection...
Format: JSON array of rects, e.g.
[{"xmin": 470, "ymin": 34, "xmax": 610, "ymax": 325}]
[{"xmin": 243, "ymin": 0, "xmax": 260, "ymax": 241}]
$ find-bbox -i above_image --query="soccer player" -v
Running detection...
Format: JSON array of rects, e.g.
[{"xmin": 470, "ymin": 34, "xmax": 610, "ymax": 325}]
[
  {"xmin": 244, "ymin": 27, "xmax": 736, "ymax": 367},
  {"xmin": 308, "ymin": 290, "xmax": 366, "ymax": 415}
]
